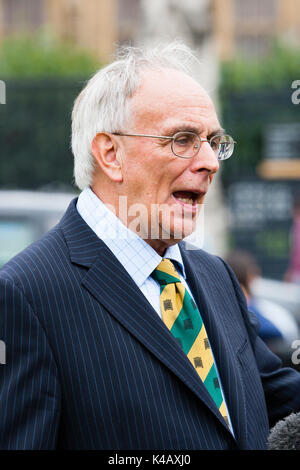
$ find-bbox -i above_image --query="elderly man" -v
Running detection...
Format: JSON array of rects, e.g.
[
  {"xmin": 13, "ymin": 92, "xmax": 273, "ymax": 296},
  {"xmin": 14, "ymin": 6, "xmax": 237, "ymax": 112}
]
[{"xmin": 1, "ymin": 43, "xmax": 300, "ymax": 450}]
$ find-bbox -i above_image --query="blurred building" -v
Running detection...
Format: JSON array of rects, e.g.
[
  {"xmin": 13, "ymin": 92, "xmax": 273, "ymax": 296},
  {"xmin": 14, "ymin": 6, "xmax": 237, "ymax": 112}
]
[
  {"xmin": 0, "ymin": 0, "xmax": 145, "ymax": 62},
  {"xmin": 0, "ymin": 0, "xmax": 299, "ymax": 62},
  {"xmin": 214, "ymin": 0, "xmax": 300, "ymax": 60},
  {"xmin": 0, "ymin": 0, "xmax": 118, "ymax": 63}
]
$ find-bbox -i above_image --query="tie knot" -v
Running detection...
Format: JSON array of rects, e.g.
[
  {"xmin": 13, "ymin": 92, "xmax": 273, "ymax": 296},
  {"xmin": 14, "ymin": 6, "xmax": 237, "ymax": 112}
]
[{"xmin": 151, "ymin": 258, "xmax": 181, "ymax": 286}]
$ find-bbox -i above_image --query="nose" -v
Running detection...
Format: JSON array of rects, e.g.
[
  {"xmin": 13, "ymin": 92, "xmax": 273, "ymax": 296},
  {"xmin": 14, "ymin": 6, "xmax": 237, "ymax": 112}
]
[{"xmin": 190, "ymin": 141, "xmax": 220, "ymax": 175}]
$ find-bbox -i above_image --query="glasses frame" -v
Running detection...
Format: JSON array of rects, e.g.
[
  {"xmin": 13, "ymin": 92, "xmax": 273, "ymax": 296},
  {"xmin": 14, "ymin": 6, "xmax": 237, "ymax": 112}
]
[{"xmin": 112, "ymin": 131, "xmax": 235, "ymax": 160}]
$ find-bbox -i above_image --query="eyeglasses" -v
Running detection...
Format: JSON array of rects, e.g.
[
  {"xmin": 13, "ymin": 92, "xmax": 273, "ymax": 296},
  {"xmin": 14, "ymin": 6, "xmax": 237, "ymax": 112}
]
[{"xmin": 112, "ymin": 131, "xmax": 235, "ymax": 160}]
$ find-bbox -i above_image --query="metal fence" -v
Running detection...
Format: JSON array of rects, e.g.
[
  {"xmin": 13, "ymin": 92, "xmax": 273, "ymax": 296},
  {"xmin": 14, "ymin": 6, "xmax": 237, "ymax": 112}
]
[
  {"xmin": 0, "ymin": 79, "xmax": 84, "ymax": 190},
  {"xmin": 220, "ymin": 86, "xmax": 300, "ymax": 280}
]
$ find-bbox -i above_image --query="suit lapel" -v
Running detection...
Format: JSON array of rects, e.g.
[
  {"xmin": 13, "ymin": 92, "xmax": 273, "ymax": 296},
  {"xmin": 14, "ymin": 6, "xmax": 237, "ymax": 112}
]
[{"xmin": 60, "ymin": 200, "xmax": 235, "ymax": 435}]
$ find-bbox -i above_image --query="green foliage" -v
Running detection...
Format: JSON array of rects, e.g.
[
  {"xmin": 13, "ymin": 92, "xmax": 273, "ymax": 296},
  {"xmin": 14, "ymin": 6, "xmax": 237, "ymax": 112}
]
[
  {"xmin": 221, "ymin": 43, "xmax": 300, "ymax": 91},
  {"xmin": 0, "ymin": 30, "xmax": 100, "ymax": 77}
]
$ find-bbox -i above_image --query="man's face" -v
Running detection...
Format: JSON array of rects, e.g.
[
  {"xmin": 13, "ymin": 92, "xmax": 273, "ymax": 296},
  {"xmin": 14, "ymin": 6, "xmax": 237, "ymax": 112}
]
[{"xmin": 115, "ymin": 68, "xmax": 220, "ymax": 251}]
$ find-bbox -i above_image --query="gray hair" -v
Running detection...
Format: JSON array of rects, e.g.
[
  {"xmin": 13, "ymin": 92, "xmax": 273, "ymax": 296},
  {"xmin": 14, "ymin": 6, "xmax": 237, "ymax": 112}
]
[{"xmin": 71, "ymin": 41, "xmax": 199, "ymax": 190}]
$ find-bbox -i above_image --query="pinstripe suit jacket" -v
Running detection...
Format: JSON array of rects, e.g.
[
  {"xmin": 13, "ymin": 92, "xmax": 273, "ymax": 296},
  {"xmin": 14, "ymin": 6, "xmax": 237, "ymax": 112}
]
[{"xmin": 1, "ymin": 198, "xmax": 300, "ymax": 450}]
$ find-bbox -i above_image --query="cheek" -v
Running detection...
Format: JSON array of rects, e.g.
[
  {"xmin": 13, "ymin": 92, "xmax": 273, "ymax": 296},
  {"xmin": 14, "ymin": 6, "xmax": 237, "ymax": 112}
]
[
  {"xmin": 122, "ymin": 145, "xmax": 183, "ymax": 201},
  {"xmin": 122, "ymin": 164, "xmax": 158, "ymax": 205},
  {"xmin": 124, "ymin": 161, "xmax": 161, "ymax": 190}
]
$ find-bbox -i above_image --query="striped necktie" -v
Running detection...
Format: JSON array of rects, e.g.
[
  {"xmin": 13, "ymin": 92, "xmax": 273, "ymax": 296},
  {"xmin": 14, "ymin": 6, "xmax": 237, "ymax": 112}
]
[{"xmin": 152, "ymin": 258, "xmax": 229, "ymax": 428}]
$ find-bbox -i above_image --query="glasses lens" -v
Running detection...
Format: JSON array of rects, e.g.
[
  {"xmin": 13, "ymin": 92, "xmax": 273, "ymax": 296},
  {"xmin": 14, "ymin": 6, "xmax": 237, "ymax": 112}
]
[
  {"xmin": 210, "ymin": 134, "xmax": 234, "ymax": 160},
  {"xmin": 172, "ymin": 132, "xmax": 200, "ymax": 158}
]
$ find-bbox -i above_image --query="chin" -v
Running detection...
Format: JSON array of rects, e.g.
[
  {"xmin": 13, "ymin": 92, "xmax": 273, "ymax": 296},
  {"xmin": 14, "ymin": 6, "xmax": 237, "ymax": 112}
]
[{"xmin": 163, "ymin": 217, "xmax": 196, "ymax": 242}]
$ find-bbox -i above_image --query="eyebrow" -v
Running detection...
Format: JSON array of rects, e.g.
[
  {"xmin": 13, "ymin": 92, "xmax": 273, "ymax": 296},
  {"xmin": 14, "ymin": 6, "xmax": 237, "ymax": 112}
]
[
  {"xmin": 208, "ymin": 128, "xmax": 225, "ymax": 139},
  {"xmin": 162, "ymin": 124, "xmax": 225, "ymax": 139}
]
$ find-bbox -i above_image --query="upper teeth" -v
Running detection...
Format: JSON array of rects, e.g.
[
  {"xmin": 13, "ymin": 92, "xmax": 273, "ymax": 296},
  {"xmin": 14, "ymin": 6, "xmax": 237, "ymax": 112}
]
[{"xmin": 177, "ymin": 197, "xmax": 194, "ymax": 204}]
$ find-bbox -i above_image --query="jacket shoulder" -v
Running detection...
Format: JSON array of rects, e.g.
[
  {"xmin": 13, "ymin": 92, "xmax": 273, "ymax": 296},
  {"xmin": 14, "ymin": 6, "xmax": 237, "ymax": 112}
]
[
  {"xmin": 180, "ymin": 243, "xmax": 230, "ymax": 276},
  {"xmin": 0, "ymin": 224, "xmax": 68, "ymax": 289}
]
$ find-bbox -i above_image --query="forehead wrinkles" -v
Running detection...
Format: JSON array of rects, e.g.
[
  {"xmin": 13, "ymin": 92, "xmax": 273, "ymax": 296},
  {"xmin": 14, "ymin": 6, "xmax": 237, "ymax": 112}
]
[{"xmin": 129, "ymin": 69, "xmax": 217, "ymax": 131}]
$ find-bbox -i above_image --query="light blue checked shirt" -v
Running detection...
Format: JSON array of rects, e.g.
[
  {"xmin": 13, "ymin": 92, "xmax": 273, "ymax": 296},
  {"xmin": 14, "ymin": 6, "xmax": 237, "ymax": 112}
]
[
  {"xmin": 76, "ymin": 186, "xmax": 234, "ymax": 434},
  {"xmin": 77, "ymin": 186, "xmax": 191, "ymax": 318}
]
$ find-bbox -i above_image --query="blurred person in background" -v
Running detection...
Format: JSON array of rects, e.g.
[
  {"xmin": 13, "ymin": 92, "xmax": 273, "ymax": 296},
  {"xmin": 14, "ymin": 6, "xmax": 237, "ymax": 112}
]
[
  {"xmin": 226, "ymin": 250, "xmax": 299, "ymax": 352},
  {"xmin": 285, "ymin": 193, "xmax": 300, "ymax": 285},
  {"xmin": 1, "ymin": 42, "xmax": 300, "ymax": 451}
]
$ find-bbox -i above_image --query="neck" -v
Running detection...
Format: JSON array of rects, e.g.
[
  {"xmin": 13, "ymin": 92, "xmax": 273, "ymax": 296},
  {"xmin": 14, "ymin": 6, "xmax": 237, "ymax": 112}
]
[{"xmin": 90, "ymin": 185, "xmax": 180, "ymax": 256}]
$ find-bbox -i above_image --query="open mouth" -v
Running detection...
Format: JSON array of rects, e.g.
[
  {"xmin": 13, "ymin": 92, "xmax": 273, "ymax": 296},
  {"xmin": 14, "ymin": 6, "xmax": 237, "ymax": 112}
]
[{"xmin": 172, "ymin": 191, "xmax": 200, "ymax": 206}]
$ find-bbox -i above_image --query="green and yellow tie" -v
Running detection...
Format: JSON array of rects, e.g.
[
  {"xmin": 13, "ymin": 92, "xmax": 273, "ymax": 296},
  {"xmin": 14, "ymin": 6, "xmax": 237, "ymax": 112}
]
[{"xmin": 152, "ymin": 258, "xmax": 229, "ymax": 428}]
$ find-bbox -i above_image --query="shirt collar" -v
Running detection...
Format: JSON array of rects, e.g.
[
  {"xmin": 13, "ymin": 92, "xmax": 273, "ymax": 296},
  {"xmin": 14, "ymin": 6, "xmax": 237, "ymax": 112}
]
[{"xmin": 76, "ymin": 187, "xmax": 186, "ymax": 287}]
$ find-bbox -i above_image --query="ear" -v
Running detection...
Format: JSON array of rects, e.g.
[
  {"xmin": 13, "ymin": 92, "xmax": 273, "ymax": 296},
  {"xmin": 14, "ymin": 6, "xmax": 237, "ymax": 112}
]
[{"xmin": 91, "ymin": 133, "xmax": 123, "ymax": 183}]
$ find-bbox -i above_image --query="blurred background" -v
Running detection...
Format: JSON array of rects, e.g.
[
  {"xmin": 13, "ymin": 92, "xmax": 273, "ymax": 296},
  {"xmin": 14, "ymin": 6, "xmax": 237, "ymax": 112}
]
[{"xmin": 1, "ymin": 0, "xmax": 300, "ymax": 367}]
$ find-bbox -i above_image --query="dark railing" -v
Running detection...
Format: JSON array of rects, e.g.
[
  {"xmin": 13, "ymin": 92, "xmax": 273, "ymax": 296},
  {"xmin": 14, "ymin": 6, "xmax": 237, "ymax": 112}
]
[
  {"xmin": 0, "ymin": 79, "xmax": 85, "ymax": 190},
  {"xmin": 220, "ymin": 85, "xmax": 300, "ymax": 280}
]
